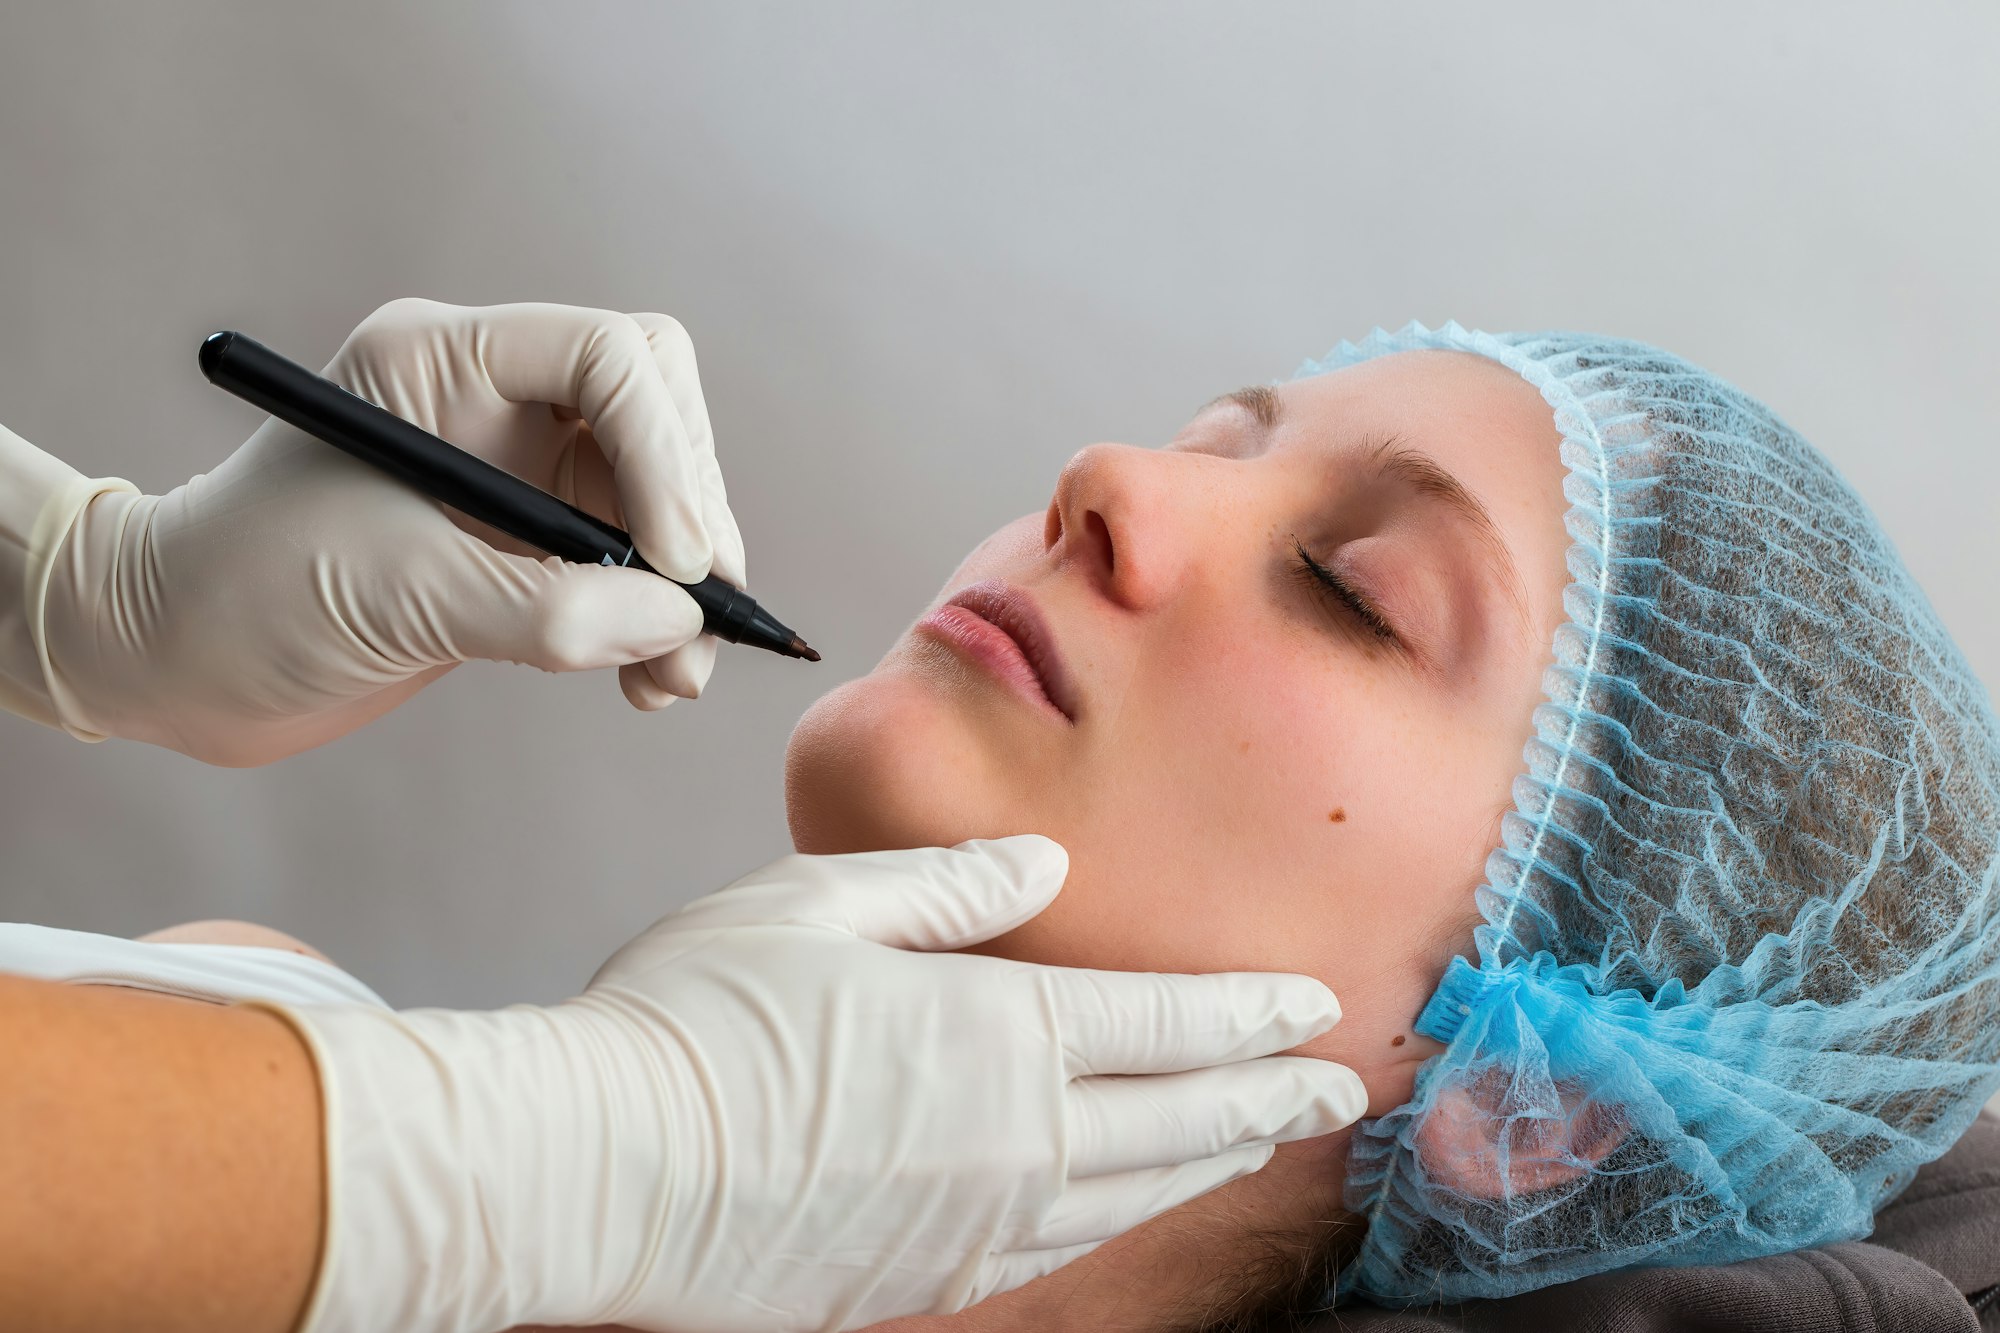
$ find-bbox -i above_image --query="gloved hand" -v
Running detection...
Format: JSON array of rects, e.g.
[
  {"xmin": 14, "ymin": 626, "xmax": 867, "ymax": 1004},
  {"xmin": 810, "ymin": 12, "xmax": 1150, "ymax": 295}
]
[
  {"xmin": 267, "ymin": 837, "xmax": 1368, "ymax": 1333},
  {"xmin": 0, "ymin": 298, "xmax": 741, "ymax": 766}
]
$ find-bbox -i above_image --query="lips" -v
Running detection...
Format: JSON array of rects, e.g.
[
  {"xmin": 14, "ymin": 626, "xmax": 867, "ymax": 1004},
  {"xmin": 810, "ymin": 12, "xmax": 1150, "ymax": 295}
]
[{"xmin": 922, "ymin": 580, "xmax": 1078, "ymax": 723}]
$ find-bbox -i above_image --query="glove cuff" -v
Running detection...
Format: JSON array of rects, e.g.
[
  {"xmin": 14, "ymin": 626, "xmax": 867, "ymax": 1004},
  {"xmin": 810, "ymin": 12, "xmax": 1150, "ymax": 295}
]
[
  {"xmin": 0, "ymin": 421, "xmax": 138, "ymax": 738},
  {"xmin": 252, "ymin": 998, "xmax": 674, "ymax": 1333}
]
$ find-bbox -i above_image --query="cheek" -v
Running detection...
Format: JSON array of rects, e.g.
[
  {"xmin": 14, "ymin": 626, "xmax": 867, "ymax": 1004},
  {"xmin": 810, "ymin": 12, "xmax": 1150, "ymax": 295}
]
[
  {"xmin": 979, "ymin": 624, "xmax": 1419, "ymax": 968},
  {"xmin": 1155, "ymin": 627, "xmax": 1419, "ymax": 875}
]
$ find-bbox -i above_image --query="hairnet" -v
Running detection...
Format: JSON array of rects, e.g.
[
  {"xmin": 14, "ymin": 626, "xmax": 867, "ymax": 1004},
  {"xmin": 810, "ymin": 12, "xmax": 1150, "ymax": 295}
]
[{"xmin": 1291, "ymin": 322, "xmax": 2000, "ymax": 1305}]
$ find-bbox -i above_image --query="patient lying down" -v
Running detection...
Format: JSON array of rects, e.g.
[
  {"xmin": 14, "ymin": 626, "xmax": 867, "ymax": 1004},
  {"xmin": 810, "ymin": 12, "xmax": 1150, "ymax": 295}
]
[{"xmin": 95, "ymin": 329, "xmax": 2000, "ymax": 1330}]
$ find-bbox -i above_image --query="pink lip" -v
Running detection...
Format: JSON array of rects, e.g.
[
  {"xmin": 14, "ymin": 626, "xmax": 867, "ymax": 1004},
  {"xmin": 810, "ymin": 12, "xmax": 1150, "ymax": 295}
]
[{"xmin": 916, "ymin": 581, "xmax": 1078, "ymax": 723}]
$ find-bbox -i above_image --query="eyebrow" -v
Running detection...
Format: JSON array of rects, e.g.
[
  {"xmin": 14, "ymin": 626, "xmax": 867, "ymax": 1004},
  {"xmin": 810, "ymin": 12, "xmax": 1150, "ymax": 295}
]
[
  {"xmin": 1196, "ymin": 386, "xmax": 1531, "ymax": 632},
  {"xmin": 1363, "ymin": 436, "xmax": 1531, "ymax": 630},
  {"xmin": 1199, "ymin": 384, "xmax": 1282, "ymax": 429}
]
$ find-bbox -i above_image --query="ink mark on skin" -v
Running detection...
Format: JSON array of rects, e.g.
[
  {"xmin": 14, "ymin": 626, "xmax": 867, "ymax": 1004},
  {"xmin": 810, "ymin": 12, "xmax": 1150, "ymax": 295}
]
[
  {"xmin": 1328, "ymin": 808, "xmax": 1347, "ymax": 823},
  {"xmin": 1391, "ymin": 1035, "xmax": 1407, "ymax": 1047}
]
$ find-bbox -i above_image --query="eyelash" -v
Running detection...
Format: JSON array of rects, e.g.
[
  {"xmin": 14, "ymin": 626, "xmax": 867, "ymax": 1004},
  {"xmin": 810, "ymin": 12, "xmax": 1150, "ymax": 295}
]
[{"xmin": 1291, "ymin": 537, "xmax": 1398, "ymax": 645}]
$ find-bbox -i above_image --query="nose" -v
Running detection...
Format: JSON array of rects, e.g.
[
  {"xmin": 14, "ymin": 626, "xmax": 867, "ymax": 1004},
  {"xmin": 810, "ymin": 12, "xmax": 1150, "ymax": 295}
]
[{"xmin": 1044, "ymin": 443, "xmax": 1203, "ymax": 610}]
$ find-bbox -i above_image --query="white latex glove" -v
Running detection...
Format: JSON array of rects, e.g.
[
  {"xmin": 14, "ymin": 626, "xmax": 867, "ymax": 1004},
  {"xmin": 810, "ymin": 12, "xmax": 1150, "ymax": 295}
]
[
  {"xmin": 0, "ymin": 298, "xmax": 742, "ymax": 766},
  {"xmin": 267, "ymin": 837, "xmax": 1368, "ymax": 1333}
]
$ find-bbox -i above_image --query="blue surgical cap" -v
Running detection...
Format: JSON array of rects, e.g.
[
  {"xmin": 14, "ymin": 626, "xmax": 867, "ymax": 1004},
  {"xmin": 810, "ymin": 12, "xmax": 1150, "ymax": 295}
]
[{"xmin": 1292, "ymin": 322, "xmax": 2000, "ymax": 1305}]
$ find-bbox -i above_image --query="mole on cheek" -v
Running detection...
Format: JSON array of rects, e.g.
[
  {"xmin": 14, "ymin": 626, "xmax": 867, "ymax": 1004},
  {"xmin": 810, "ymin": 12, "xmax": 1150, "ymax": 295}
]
[
  {"xmin": 1391, "ymin": 1034, "xmax": 1407, "ymax": 1047},
  {"xmin": 1328, "ymin": 808, "xmax": 1347, "ymax": 823}
]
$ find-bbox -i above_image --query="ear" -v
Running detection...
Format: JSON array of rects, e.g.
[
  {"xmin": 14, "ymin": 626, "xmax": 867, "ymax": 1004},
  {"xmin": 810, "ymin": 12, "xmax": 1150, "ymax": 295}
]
[{"xmin": 1409, "ymin": 1075, "xmax": 1629, "ymax": 1198}]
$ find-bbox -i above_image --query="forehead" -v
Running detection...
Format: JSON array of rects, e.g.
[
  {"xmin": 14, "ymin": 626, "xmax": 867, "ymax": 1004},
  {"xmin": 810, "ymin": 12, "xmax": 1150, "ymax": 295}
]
[
  {"xmin": 1270, "ymin": 349, "xmax": 1564, "ymax": 522},
  {"xmin": 1274, "ymin": 350, "xmax": 1551, "ymax": 455}
]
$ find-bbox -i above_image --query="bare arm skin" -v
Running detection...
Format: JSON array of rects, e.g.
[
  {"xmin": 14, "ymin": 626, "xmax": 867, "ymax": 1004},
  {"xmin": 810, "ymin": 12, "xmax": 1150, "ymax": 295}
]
[{"xmin": 0, "ymin": 973, "xmax": 323, "ymax": 1333}]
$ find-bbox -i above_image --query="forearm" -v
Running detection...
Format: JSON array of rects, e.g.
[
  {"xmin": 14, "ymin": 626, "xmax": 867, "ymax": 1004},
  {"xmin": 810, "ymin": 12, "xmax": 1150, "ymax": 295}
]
[{"xmin": 0, "ymin": 973, "xmax": 324, "ymax": 1333}]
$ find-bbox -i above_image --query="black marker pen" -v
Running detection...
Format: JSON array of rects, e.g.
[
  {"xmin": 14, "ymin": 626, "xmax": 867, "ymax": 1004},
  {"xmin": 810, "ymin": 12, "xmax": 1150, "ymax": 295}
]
[{"xmin": 199, "ymin": 330, "xmax": 818, "ymax": 662}]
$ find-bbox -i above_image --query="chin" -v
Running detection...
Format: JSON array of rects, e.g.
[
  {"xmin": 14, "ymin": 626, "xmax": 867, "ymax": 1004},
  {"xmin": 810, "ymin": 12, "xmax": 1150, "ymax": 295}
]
[{"xmin": 784, "ymin": 665, "xmax": 1029, "ymax": 855}]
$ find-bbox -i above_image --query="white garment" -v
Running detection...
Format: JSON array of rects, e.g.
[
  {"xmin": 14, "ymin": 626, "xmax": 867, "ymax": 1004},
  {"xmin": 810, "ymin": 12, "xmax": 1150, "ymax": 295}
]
[{"xmin": 0, "ymin": 921, "xmax": 388, "ymax": 1008}]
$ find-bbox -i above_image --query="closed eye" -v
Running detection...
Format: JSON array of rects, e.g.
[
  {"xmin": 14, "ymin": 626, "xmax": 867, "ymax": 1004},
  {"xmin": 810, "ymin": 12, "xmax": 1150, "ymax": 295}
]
[{"xmin": 1292, "ymin": 536, "xmax": 1399, "ymax": 646}]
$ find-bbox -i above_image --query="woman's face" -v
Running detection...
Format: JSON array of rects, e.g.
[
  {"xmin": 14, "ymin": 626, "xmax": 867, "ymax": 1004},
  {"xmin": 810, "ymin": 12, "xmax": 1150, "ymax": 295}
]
[{"xmin": 786, "ymin": 349, "xmax": 1570, "ymax": 1116}]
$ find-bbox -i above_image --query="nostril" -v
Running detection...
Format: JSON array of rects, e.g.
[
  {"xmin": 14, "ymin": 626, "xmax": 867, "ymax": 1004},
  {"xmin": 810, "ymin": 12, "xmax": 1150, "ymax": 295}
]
[{"xmin": 1083, "ymin": 509, "xmax": 1115, "ymax": 576}]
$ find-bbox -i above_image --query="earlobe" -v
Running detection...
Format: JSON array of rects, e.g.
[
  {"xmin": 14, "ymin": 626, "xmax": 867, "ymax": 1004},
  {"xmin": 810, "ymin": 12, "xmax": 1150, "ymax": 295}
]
[{"xmin": 1409, "ymin": 1074, "xmax": 1629, "ymax": 1199}]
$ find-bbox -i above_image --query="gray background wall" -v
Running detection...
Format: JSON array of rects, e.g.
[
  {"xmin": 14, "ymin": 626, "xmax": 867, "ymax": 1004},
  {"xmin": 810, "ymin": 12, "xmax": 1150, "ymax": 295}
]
[{"xmin": 2, "ymin": 3, "xmax": 1995, "ymax": 1012}]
